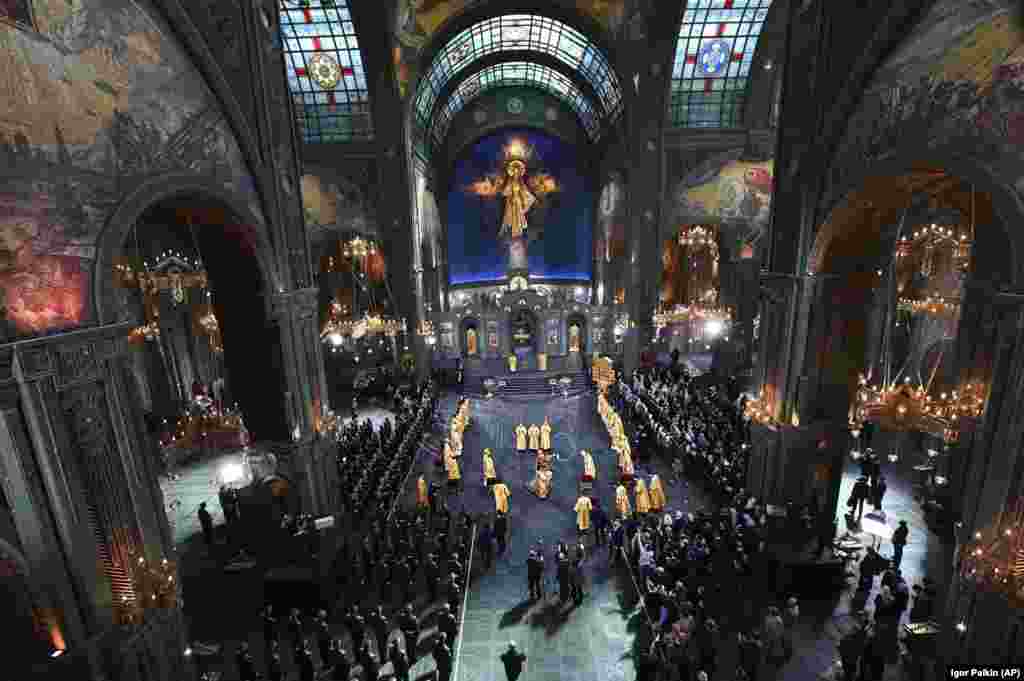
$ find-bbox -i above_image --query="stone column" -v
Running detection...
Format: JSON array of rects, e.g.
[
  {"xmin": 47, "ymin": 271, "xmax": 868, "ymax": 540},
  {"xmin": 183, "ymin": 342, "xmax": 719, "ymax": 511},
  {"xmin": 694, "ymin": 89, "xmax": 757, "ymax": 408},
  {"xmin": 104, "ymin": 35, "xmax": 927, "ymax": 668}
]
[
  {"xmin": 0, "ymin": 322, "xmax": 189, "ymax": 678},
  {"xmin": 268, "ymin": 288, "xmax": 337, "ymax": 516}
]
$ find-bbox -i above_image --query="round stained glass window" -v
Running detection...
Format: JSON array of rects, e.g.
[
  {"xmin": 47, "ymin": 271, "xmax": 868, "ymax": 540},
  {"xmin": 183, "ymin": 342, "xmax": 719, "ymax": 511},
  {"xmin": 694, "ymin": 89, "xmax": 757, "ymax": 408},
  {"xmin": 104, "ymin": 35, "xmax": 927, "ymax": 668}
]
[
  {"xmin": 697, "ymin": 39, "xmax": 731, "ymax": 76},
  {"xmin": 507, "ymin": 97, "xmax": 524, "ymax": 114},
  {"xmin": 308, "ymin": 52, "xmax": 342, "ymax": 90}
]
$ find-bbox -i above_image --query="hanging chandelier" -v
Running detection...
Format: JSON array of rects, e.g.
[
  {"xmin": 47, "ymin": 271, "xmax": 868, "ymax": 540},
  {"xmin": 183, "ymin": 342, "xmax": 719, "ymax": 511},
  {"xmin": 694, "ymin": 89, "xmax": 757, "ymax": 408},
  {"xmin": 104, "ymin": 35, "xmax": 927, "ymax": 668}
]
[
  {"xmin": 342, "ymin": 237, "xmax": 377, "ymax": 260},
  {"xmin": 653, "ymin": 304, "xmax": 732, "ymax": 330},
  {"xmin": 678, "ymin": 224, "xmax": 718, "ymax": 252},
  {"xmin": 850, "ymin": 374, "xmax": 986, "ymax": 444},
  {"xmin": 894, "ymin": 200, "xmax": 973, "ymax": 319},
  {"xmin": 960, "ymin": 499, "xmax": 1024, "ymax": 606}
]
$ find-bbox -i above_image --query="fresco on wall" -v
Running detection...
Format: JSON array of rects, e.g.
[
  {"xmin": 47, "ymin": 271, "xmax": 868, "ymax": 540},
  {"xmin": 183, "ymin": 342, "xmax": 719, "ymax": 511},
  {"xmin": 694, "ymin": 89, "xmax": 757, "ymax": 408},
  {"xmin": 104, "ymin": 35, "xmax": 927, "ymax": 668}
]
[
  {"xmin": 828, "ymin": 0, "xmax": 1024, "ymax": 209},
  {"xmin": 447, "ymin": 128, "xmax": 592, "ymax": 284},
  {"xmin": 301, "ymin": 173, "xmax": 376, "ymax": 242},
  {"xmin": 672, "ymin": 153, "xmax": 774, "ymax": 247},
  {"xmin": 0, "ymin": 0, "xmax": 261, "ymax": 338},
  {"xmin": 393, "ymin": 0, "xmax": 628, "ymax": 97}
]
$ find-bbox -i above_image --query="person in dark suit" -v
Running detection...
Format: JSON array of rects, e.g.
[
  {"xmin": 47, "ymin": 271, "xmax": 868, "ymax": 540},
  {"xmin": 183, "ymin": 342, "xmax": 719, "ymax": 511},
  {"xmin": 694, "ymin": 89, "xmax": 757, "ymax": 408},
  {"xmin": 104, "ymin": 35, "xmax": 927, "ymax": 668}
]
[
  {"xmin": 891, "ymin": 520, "xmax": 909, "ymax": 569},
  {"xmin": 367, "ymin": 605, "xmax": 390, "ymax": 660},
  {"xmin": 527, "ymin": 549, "xmax": 544, "ymax": 599},
  {"xmin": 851, "ymin": 476, "xmax": 870, "ymax": 521},
  {"xmin": 494, "ymin": 512, "xmax": 508, "ymax": 556},
  {"xmin": 499, "ymin": 641, "xmax": 527, "ymax": 681},
  {"xmin": 266, "ymin": 641, "xmax": 283, "ymax": 681},
  {"xmin": 198, "ymin": 502, "xmax": 214, "ymax": 547},
  {"xmin": 871, "ymin": 474, "xmax": 887, "ymax": 511},
  {"xmin": 297, "ymin": 643, "xmax": 316, "ymax": 681},
  {"xmin": 398, "ymin": 604, "xmax": 420, "ymax": 662},
  {"xmin": 479, "ymin": 523, "xmax": 495, "ymax": 569}
]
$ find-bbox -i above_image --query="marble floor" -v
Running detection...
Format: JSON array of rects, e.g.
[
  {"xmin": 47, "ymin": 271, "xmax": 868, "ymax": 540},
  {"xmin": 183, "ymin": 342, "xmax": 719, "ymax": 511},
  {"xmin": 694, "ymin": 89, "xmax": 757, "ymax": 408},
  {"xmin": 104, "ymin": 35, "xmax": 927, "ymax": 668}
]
[
  {"xmin": 163, "ymin": 393, "xmax": 951, "ymax": 681},
  {"xmin": 393, "ymin": 395, "xmax": 952, "ymax": 681}
]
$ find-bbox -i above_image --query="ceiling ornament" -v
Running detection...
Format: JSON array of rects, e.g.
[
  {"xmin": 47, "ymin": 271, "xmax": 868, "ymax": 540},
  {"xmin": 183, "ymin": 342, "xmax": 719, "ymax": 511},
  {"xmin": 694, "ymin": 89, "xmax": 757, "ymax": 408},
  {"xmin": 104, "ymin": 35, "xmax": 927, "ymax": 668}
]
[{"xmin": 308, "ymin": 52, "xmax": 343, "ymax": 90}]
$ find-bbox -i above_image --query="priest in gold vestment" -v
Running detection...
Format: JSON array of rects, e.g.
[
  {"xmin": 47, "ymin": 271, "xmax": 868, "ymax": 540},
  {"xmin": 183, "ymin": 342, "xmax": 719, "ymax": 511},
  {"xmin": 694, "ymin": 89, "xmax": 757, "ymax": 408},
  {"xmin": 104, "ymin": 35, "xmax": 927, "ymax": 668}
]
[
  {"xmin": 483, "ymin": 448, "xmax": 497, "ymax": 487},
  {"xmin": 528, "ymin": 450, "xmax": 553, "ymax": 499},
  {"xmin": 615, "ymin": 484, "xmax": 632, "ymax": 519},
  {"xmin": 617, "ymin": 446, "xmax": 634, "ymax": 483},
  {"xmin": 493, "ymin": 480, "xmax": 511, "ymax": 514},
  {"xmin": 580, "ymin": 449, "xmax": 596, "ymax": 481},
  {"xmin": 634, "ymin": 478, "xmax": 651, "ymax": 515},
  {"xmin": 540, "ymin": 417, "xmax": 552, "ymax": 451},
  {"xmin": 649, "ymin": 475, "xmax": 667, "ymax": 511},
  {"xmin": 508, "ymin": 354, "xmax": 517, "ymax": 372},
  {"xmin": 445, "ymin": 447, "xmax": 461, "ymax": 491},
  {"xmin": 515, "ymin": 424, "xmax": 528, "ymax": 452},
  {"xmin": 416, "ymin": 475, "xmax": 429, "ymax": 511},
  {"xmin": 527, "ymin": 423, "xmax": 541, "ymax": 451},
  {"xmin": 574, "ymin": 495, "xmax": 592, "ymax": 533}
]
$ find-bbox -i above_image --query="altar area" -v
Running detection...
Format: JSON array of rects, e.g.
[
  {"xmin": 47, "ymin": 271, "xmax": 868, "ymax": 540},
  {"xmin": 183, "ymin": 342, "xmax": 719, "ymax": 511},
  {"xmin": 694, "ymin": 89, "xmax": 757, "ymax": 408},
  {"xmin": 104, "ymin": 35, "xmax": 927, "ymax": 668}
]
[{"xmin": 432, "ymin": 280, "xmax": 614, "ymax": 376}]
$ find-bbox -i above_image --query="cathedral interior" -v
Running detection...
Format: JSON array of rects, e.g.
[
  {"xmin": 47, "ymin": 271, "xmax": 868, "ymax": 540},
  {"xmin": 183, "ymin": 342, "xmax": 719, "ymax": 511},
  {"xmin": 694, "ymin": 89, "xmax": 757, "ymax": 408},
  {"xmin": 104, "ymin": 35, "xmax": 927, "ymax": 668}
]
[{"xmin": 2, "ymin": 0, "xmax": 1024, "ymax": 679}]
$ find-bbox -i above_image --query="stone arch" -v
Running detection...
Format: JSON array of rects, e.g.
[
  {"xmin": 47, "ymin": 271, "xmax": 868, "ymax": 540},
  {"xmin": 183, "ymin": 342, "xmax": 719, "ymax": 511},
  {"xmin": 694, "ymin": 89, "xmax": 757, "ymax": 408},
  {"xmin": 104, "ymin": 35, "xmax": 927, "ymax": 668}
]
[
  {"xmin": 566, "ymin": 312, "xmax": 587, "ymax": 354},
  {"xmin": 808, "ymin": 155, "xmax": 1024, "ymax": 287},
  {"xmin": 94, "ymin": 173, "xmax": 280, "ymax": 325},
  {"xmin": 93, "ymin": 174, "xmax": 292, "ymax": 442}
]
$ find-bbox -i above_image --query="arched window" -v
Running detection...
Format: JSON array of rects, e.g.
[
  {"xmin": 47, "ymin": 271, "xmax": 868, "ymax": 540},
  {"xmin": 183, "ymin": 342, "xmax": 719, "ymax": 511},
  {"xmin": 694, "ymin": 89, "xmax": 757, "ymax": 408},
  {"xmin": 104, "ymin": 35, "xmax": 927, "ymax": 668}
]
[
  {"xmin": 279, "ymin": 0, "xmax": 372, "ymax": 143},
  {"xmin": 412, "ymin": 14, "xmax": 622, "ymax": 136},
  {"xmin": 432, "ymin": 62, "xmax": 601, "ymax": 145},
  {"xmin": 669, "ymin": 0, "xmax": 773, "ymax": 128}
]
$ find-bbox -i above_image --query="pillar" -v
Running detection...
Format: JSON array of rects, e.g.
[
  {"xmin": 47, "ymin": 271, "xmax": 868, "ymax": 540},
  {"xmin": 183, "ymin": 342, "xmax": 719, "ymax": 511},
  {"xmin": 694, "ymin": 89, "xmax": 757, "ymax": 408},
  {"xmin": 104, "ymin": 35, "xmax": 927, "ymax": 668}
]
[
  {"xmin": 268, "ymin": 288, "xmax": 337, "ymax": 516},
  {"xmin": 0, "ymin": 322, "xmax": 189, "ymax": 679}
]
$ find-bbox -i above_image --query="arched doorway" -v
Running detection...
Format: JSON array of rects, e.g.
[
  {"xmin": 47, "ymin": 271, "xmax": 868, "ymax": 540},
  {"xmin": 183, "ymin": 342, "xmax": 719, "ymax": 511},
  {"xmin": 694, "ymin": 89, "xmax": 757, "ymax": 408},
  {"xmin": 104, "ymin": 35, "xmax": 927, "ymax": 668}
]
[
  {"xmin": 510, "ymin": 307, "xmax": 541, "ymax": 370},
  {"xmin": 97, "ymin": 189, "xmax": 290, "ymax": 444},
  {"xmin": 798, "ymin": 167, "xmax": 1013, "ymax": 635}
]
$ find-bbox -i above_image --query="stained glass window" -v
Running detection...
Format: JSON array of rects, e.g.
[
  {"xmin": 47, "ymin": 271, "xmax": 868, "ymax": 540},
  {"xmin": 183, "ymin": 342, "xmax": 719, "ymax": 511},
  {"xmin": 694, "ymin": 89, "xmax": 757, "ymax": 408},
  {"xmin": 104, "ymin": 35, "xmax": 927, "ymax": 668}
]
[
  {"xmin": 0, "ymin": 0, "xmax": 33, "ymax": 29},
  {"xmin": 413, "ymin": 14, "xmax": 621, "ymax": 134},
  {"xmin": 432, "ymin": 62, "xmax": 601, "ymax": 147},
  {"xmin": 669, "ymin": 0, "xmax": 773, "ymax": 128},
  {"xmin": 279, "ymin": 0, "xmax": 373, "ymax": 143}
]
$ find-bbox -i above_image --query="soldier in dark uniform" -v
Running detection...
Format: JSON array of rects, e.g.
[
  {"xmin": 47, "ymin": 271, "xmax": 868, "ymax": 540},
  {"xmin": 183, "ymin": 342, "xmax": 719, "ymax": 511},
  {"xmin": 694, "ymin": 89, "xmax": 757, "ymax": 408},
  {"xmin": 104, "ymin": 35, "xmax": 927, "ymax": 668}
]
[
  {"xmin": 368, "ymin": 604, "xmax": 391, "ymax": 659},
  {"xmin": 398, "ymin": 604, "xmax": 420, "ymax": 662},
  {"xmin": 235, "ymin": 641, "xmax": 256, "ymax": 681},
  {"xmin": 330, "ymin": 639, "xmax": 351, "ymax": 681},
  {"xmin": 425, "ymin": 553, "xmax": 441, "ymax": 603},
  {"xmin": 358, "ymin": 638, "xmax": 379, "ymax": 681},
  {"xmin": 389, "ymin": 639, "xmax": 411, "ymax": 681},
  {"xmin": 262, "ymin": 604, "xmax": 278, "ymax": 651},
  {"xmin": 433, "ymin": 632, "xmax": 453, "ymax": 681},
  {"xmin": 345, "ymin": 605, "xmax": 366, "ymax": 656},
  {"xmin": 297, "ymin": 642, "xmax": 316, "ymax": 681},
  {"xmin": 287, "ymin": 608, "xmax": 305, "ymax": 650},
  {"xmin": 315, "ymin": 609, "xmax": 332, "ymax": 667},
  {"xmin": 266, "ymin": 641, "xmax": 283, "ymax": 681},
  {"xmin": 437, "ymin": 603, "xmax": 458, "ymax": 649}
]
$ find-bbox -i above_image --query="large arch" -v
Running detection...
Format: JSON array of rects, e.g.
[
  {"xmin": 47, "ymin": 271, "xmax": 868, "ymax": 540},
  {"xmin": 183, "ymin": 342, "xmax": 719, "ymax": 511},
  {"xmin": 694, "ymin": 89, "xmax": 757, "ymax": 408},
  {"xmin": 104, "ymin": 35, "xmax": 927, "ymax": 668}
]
[
  {"xmin": 94, "ymin": 177, "xmax": 291, "ymax": 442},
  {"xmin": 808, "ymin": 155, "xmax": 1024, "ymax": 288},
  {"xmin": 94, "ymin": 173, "xmax": 281, "ymax": 325}
]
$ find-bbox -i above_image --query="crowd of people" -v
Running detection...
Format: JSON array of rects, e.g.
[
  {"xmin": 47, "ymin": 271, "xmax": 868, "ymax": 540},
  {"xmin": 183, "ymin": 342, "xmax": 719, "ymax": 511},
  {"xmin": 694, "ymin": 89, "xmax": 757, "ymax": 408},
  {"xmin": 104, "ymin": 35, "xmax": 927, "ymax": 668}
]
[
  {"xmin": 336, "ymin": 381, "xmax": 437, "ymax": 522},
  {"xmin": 228, "ymin": 380, "xmax": 488, "ymax": 681}
]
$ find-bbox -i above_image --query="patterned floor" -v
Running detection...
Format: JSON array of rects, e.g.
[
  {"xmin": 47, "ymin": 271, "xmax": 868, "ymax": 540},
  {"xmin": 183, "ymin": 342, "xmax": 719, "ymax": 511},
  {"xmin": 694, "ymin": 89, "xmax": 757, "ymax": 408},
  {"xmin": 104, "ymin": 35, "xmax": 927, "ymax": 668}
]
[{"xmin": 166, "ymin": 394, "xmax": 948, "ymax": 681}]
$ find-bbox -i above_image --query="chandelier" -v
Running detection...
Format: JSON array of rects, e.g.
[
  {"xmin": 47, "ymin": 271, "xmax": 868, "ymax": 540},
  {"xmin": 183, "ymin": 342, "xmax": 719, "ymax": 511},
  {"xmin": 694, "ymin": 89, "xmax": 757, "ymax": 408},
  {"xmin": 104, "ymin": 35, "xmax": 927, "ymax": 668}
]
[
  {"xmin": 850, "ymin": 374, "xmax": 985, "ymax": 444},
  {"xmin": 342, "ymin": 237, "xmax": 377, "ymax": 260},
  {"xmin": 894, "ymin": 199, "xmax": 973, "ymax": 319},
  {"xmin": 744, "ymin": 389, "xmax": 775, "ymax": 425},
  {"xmin": 129, "ymin": 320, "xmax": 160, "ymax": 344},
  {"xmin": 653, "ymin": 304, "xmax": 732, "ymax": 330},
  {"xmin": 960, "ymin": 499, "xmax": 1024, "ymax": 606},
  {"xmin": 897, "ymin": 294, "xmax": 960, "ymax": 318},
  {"xmin": 678, "ymin": 224, "xmax": 718, "ymax": 253}
]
